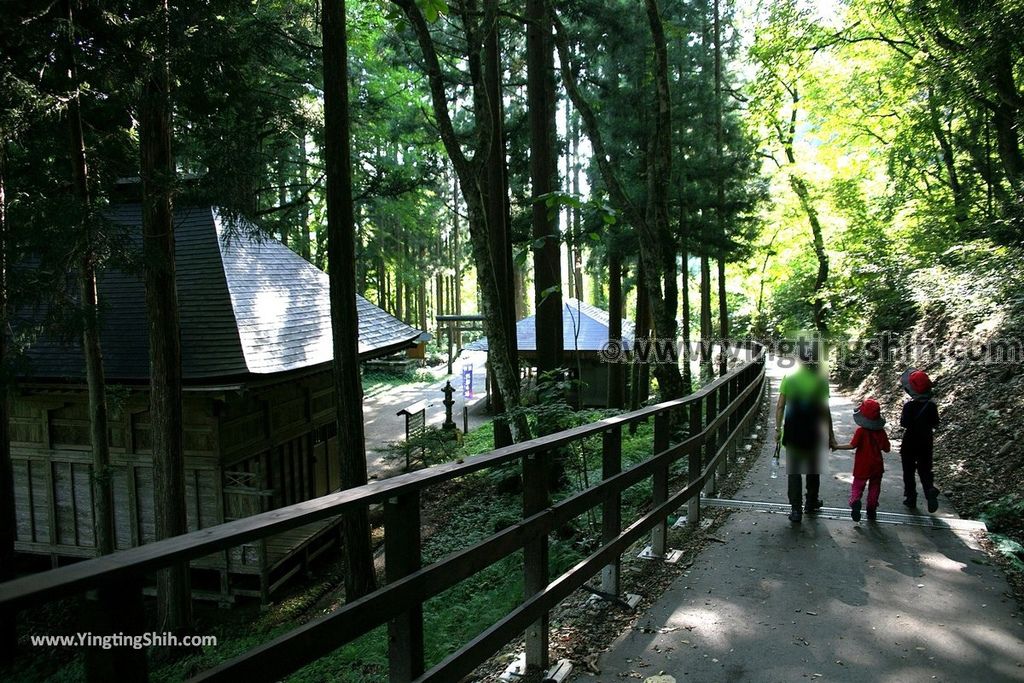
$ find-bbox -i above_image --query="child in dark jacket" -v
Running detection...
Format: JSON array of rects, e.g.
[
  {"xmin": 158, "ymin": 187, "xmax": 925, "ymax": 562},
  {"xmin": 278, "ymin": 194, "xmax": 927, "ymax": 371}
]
[
  {"xmin": 900, "ymin": 369, "xmax": 940, "ymax": 512},
  {"xmin": 835, "ymin": 399, "xmax": 891, "ymax": 522}
]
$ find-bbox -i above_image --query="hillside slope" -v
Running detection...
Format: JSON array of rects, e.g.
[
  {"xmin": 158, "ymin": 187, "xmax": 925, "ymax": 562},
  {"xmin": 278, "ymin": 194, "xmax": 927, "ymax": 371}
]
[{"xmin": 836, "ymin": 244, "xmax": 1024, "ymax": 579}]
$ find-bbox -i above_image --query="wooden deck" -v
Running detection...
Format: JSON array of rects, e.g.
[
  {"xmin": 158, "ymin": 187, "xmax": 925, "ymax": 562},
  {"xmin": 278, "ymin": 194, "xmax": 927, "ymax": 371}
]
[
  {"xmin": 264, "ymin": 516, "xmax": 341, "ymax": 572},
  {"xmin": 15, "ymin": 514, "xmax": 342, "ymax": 604}
]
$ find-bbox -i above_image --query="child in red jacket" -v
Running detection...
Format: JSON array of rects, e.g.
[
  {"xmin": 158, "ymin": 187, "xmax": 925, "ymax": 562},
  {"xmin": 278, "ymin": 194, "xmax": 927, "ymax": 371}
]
[{"xmin": 835, "ymin": 399, "xmax": 891, "ymax": 522}]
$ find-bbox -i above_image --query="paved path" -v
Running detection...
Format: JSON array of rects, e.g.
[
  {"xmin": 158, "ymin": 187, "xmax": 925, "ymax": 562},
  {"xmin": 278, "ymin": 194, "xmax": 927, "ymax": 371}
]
[
  {"xmin": 362, "ymin": 350, "xmax": 491, "ymax": 479},
  {"xmin": 587, "ymin": 362, "xmax": 1024, "ymax": 682}
]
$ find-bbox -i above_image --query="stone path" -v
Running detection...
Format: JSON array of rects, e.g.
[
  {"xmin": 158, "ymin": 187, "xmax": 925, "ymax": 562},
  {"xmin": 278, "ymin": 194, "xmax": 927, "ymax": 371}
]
[{"xmin": 362, "ymin": 350, "xmax": 491, "ymax": 479}]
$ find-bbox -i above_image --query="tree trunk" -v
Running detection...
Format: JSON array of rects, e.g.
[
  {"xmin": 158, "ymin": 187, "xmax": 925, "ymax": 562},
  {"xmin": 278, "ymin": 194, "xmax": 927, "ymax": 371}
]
[
  {"xmin": 528, "ymin": 0, "xmax": 562, "ymax": 378},
  {"xmin": 678, "ymin": 200, "xmax": 692, "ymax": 392},
  {"xmin": 278, "ymin": 157, "xmax": 289, "ymax": 246},
  {"xmin": 64, "ymin": 0, "xmax": 114, "ymax": 556},
  {"xmin": 140, "ymin": 0, "xmax": 191, "ymax": 633},
  {"xmin": 323, "ymin": 0, "xmax": 376, "ymax": 601},
  {"xmin": 565, "ymin": 246, "xmax": 574, "ymax": 299},
  {"xmin": 396, "ymin": 0, "xmax": 529, "ymax": 443},
  {"xmin": 404, "ymin": 242, "xmax": 414, "ymax": 323},
  {"xmin": 0, "ymin": 144, "xmax": 15, "ymax": 666},
  {"xmin": 607, "ymin": 248, "xmax": 624, "ymax": 409},
  {"xmin": 298, "ymin": 127, "xmax": 311, "ymax": 260},
  {"xmin": 570, "ymin": 111, "xmax": 584, "ymax": 300},
  {"xmin": 640, "ymin": 0, "xmax": 682, "ymax": 402},
  {"xmin": 982, "ymin": 35, "xmax": 1024, "ymax": 206},
  {"xmin": 554, "ymin": 3, "xmax": 684, "ymax": 401},
  {"xmin": 417, "ymin": 246, "xmax": 427, "ymax": 332},
  {"xmin": 435, "ymin": 236, "xmax": 445, "ymax": 320},
  {"xmin": 712, "ymin": 0, "xmax": 728, "ymax": 377},
  {"xmin": 927, "ymin": 87, "xmax": 968, "ymax": 225},
  {"xmin": 699, "ymin": 251, "xmax": 712, "ymax": 380},
  {"xmin": 394, "ymin": 228, "xmax": 404, "ymax": 321},
  {"xmin": 314, "ymin": 221, "xmax": 327, "ymax": 270},
  {"xmin": 631, "ymin": 261, "xmax": 650, "ymax": 410},
  {"xmin": 716, "ymin": 257, "xmax": 728, "ymax": 376},
  {"xmin": 452, "ymin": 173, "xmax": 462, "ymax": 324},
  {"xmin": 788, "ymin": 171, "xmax": 829, "ymax": 340},
  {"xmin": 482, "ymin": 0, "xmax": 519, "ymax": 447}
]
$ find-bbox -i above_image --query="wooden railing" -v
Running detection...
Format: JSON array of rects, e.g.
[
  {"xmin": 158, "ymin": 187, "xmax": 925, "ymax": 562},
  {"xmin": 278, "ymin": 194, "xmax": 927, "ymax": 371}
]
[{"xmin": 0, "ymin": 344, "xmax": 768, "ymax": 683}]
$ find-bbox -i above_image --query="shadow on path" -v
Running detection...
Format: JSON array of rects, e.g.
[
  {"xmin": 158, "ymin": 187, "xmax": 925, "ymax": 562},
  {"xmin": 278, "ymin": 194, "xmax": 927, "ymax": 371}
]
[{"xmin": 586, "ymin": 360, "xmax": 1024, "ymax": 682}]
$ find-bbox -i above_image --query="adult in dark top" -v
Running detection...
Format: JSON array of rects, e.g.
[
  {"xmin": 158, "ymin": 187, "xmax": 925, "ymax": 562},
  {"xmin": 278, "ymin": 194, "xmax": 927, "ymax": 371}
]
[
  {"xmin": 900, "ymin": 369, "xmax": 940, "ymax": 512},
  {"xmin": 775, "ymin": 347, "xmax": 837, "ymax": 523}
]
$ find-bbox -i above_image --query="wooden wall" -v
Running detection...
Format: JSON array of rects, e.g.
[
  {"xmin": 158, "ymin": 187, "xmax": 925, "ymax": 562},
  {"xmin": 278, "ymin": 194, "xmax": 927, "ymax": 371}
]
[
  {"xmin": 219, "ymin": 371, "xmax": 339, "ymax": 508},
  {"xmin": 10, "ymin": 369, "xmax": 340, "ymax": 571},
  {"xmin": 10, "ymin": 390, "xmax": 221, "ymax": 559}
]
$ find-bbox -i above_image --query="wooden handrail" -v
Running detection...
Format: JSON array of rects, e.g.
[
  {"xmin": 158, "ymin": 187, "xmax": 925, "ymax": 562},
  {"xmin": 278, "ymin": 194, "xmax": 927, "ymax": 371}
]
[
  {"xmin": 191, "ymin": 362, "xmax": 767, "ymax": 682},
  {"xmin": 0, "ymin": 345, "xmax": 763, "ymax": 612},
  {"xmin": 0, "ymin": 343, "xmax": 768, "ymax": 683}
]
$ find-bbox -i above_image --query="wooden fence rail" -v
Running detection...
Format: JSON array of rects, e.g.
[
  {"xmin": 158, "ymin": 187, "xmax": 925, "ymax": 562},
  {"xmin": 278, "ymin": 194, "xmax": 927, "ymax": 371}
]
[{"xmin": 0, "ymin": 344, "xmax": 768, "ymax": 683}]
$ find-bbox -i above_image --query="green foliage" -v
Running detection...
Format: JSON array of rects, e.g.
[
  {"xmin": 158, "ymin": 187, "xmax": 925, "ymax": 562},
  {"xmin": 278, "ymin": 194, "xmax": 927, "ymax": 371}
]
[
  {"xmin": 981, "ymin": 495, "xmax": 1024, "ymax": 574},
  {"xmin": 981, "ymin": 494, "xmax": 1024, "ymax": 536},
  {"xmin": 737, "ymin": 0, "xmax": 1024, "ymax": 341}
]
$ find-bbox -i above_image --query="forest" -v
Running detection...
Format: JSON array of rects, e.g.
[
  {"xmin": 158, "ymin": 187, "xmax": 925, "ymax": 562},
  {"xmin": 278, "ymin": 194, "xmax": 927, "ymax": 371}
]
[{"xmin": 1, "ymin": 0, "xmax": 1023, "ymax": 680}]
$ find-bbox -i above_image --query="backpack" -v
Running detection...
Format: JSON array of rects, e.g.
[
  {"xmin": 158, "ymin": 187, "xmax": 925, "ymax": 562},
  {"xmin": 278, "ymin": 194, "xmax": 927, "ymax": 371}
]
[{"xmin": 783, "ymin": 396, "xmax": 823, "ymax": 449}]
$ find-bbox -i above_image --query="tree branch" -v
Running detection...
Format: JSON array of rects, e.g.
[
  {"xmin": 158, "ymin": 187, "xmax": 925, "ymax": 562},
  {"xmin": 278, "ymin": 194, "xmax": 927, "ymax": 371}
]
[
  {"xmin": 551, "ymin": 8, "xmax": 642, "ymax": 229},
  {"xmin": 391, "ymin": 0, "xmax": 474, "ymax": 185}
]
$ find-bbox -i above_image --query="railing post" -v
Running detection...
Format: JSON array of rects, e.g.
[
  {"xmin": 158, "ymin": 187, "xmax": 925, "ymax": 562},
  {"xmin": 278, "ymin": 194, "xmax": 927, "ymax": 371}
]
[
  {"xmin": 716, "ymin": 382, "xmax": 733, "ymax": 479},
  {"xmin": 386, "ymin": 491, "xmax": 424, "ymax": 682},
  {"xmin": 739, "ymin": 370, "xmax": 751, "ymax": 436},
  {"xmin": 522, "ymin": 449, "xmax": 550, "ymax": 672},
  {"xmin": 84, "ymin": 580, "xmax": 148, "ymax": 682},
  {"xmin": 705, "ymin": 390, "xmax": 719, "ymax": 497},
  {"xmin": 650, "ymin": 410, "xmax": 671, "ymax": 557},
  {"xmin": 729, "ymin": 374, "xmax": 742, "ymax": 458},
  {"xmin": 601, "ymin": 426, "xmax": 622, "ymax": 595},
  {"xmin": 687, "ymin": 399, "xmax": 703, "ymax": 530}
]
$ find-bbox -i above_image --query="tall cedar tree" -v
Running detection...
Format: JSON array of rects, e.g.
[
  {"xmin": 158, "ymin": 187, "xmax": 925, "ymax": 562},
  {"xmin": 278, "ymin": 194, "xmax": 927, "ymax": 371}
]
[
  {"xmin": 713, "ymin": 0, "xmax": 729, "ymax": 376},
  {"xmin": 482, "ymin": 0, "xmax": 519, "ymax": 447},
  {"xmin": 698, "ymin": 11, "xmax": 715, "ymax": 380},
  {"xmin": 140, "ymin": 0, "xmax": 191, "ymax": 632},
  {"xmin": 63, "ymin": 0, "xmax": 114, "ymax": 556},
  {"xmin": 554, "ymin": 1, "xmax": 686, "ymax": 402},
  {"xmin": 395, "ymin": 0, "xmax": 531, "ymax": 444},
  {"xmin": 528, "ymin": 0, "xmax": 562, "ymax": 380},
  {"xmin": 0, "ymin": 142, "xmax": 13, "ymax": 666},
  {"xmin": 322, "ymin": 0, "xmax": 376, "ymax": 600},
  {"xmin": 607, "ymin": 247, "xmax": 624, "ymax": 408}
]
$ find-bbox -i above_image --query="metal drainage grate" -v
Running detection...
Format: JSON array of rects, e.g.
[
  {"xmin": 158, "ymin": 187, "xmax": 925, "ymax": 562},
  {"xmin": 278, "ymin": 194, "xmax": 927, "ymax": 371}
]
[{"xmin": 700, "ymin": 497, "xmax": 988, "ymax": 531}]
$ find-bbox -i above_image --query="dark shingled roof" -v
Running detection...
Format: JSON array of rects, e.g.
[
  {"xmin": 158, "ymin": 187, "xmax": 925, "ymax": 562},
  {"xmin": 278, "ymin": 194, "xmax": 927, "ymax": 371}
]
[
  {"xmin": 465, "ymin": 298, "xmax": 634, "ymax": 353},
  {"xmin": 20, "ymin": 204, "xmax": 424, "ymax": 384}
]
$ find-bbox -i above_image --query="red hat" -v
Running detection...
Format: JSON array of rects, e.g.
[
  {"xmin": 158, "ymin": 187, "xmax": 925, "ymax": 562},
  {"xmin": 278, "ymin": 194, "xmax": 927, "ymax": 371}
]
[
  {"xmin": 901, "ymin": 368, "xmax": 933, "ymax": 398},
  {"xmin": 854, "ymin": 398, "xmax": 885, "ymax": 429},
  {"xmin": 859, "ymin": 399, "xmax": 881, "ymax": 420},
  {"xmin": 908, "ymin": 370, "xmax": 932, "ymax": 396}
]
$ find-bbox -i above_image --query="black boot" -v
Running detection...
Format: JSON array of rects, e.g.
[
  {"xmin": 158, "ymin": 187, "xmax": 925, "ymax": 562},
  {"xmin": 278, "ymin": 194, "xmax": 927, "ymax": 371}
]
[{"xmin": 789, "ymin": 506, "xmax": 803, "ymax": 523}]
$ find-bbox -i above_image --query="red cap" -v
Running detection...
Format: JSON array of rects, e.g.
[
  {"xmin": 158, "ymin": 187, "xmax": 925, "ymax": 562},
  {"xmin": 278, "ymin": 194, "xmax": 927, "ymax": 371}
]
[
  {"xmin": 859, "ymin": 398, "xmax": 881, "ymax": 420},
  {"xmin": 908, "ymin": 370, "xmax": 932, "ymax": 395}
]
